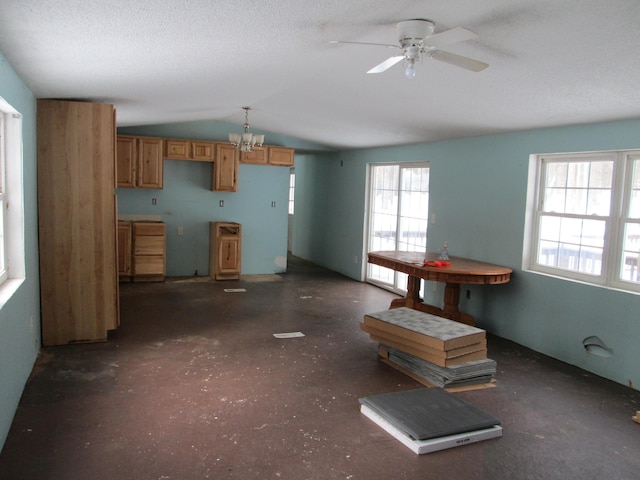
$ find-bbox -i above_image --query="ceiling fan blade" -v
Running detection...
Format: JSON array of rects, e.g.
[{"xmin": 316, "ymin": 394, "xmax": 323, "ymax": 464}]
[
  {"xmin": 329, "ymin": 40, "xmax": 399, "ymax": 49},
  {"xmin": 430, "ymin": 50, "xmax": 489, "ymax": 72},
  {"xmin": 367, "ymin": 55, "xmax": 405, "ymax": 74},
  {"xmin": 425, "ymin": 27, "xmax": 477, "ymax": 48}
]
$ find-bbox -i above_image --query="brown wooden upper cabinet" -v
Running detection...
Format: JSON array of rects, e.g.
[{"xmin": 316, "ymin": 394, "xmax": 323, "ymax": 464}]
[
  {"xmin": 239, "ymin": 146, "xmax": 268, "ymax": 165},
  {"xmin": 267, "ymin": 146, "xmax": 295, "ymax": 166},
  {"xmin": 212, "ymin": 143, "xmax": 238, "ymax": 192},
  {"xmin": 116, "ymin": 135, "xmax": 164, "ymax": 188},
  {"xmin": 239, "ymin": 145, "xmax": 294, "ymax": 166},
  {"xmin": 164, "ymin": 138, "xmax": 216, "ymax": 162}
]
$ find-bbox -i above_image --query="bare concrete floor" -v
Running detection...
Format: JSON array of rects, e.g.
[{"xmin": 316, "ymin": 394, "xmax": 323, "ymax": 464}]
[{"xmin": 1, "ymin": 257, "xmax": 639, "ymax": 479}]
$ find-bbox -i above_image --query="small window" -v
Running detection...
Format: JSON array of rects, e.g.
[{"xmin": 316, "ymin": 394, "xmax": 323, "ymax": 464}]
[
  {"xmin": 288, "ymin": 169, "xmax": 295, "ymax": 215},
  {"xmin": 0, "ymin": 108, "xmax": 9, "ymax": 283},
  {"xmin": 526, "ymin": 150, "xmax": 640, "ymax": 293},
  {"xmin": 0, "ymin": 96, "xmax": 25, "ymax": 304}
]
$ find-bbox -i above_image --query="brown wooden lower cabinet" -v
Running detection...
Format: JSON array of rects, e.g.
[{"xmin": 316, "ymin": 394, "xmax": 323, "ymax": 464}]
[
  {"xmin": 118, "ymin": 221, "xmax": 166, "ymax": 281},
  {"xmin": 117, "ymin": 221, "xmax": 132, "ymax": 279},
  {"xmin": 210, "ymin": 222, "xmax": 242, "ymax": 280}
]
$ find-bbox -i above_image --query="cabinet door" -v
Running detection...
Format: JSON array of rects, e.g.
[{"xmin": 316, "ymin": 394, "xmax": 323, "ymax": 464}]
[
  {"xmin": 217, "ymin": 237, "xmax": 240, "ymax": 274},
  {"xmin": 239, "ymin": 146, "xmax": 267, "ymax": 165},
  {"xmin": 268, "ymin": 146, "xmax": 295, "ymax": 166},
  {"xmin": 117, "ymin": 222, "xmax": 132, "ymax": 277},
  {"xmin": 137, "ymin": 137, "xmax": 164, "ymax": 189},
  {"xmin": 116, "ymin": 136, "xmax": 136, "ymax": 188},
  {"xmin": 213, "ymin": 143, "xmax": 238, "ymax": 191}
]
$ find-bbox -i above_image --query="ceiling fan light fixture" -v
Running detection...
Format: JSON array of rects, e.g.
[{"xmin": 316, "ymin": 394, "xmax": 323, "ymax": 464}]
[
  {"xmin": 332, "ymin": 18, "xmax": 488, "ymax": 77},
  {"xmin": 228, "ymin": 107, "xmax": 265, "ymax": 152},
  {"xmin": 404, "ymin": 59, "xmax": 416, "ymax": 79}
]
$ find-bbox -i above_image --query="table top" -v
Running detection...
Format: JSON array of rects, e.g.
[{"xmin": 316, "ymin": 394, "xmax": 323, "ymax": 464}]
[{"xmin": 368, "ymin": 250, "xmax": 512, "ymax": 285}]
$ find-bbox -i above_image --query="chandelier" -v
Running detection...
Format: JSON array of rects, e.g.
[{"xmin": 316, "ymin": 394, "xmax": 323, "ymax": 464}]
[{"xmin": 228, "ymin": 106, "xmax": 265, "ymax": 152}]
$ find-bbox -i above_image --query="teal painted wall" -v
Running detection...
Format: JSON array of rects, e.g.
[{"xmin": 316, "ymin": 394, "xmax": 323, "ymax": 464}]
[
  {"xmin": 0, "ymin": 53, "xmax": 41, "ymax": 451},
  {"xmin": 292, "ymin": 119, "xmax": 640, "ymax": 390},
  {"xmin": 117, "ymin": 162, "xmax": 291, "ymax": 275},
  {"xmin": 117, "ymin": 123, "xmax": 328, "ymax": 276}
]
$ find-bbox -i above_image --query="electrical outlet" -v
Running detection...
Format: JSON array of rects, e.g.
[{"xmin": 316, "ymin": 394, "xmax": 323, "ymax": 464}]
[
  {"xmin": 432, "ymin": 281, "xmax": 438, "ymax": 292},
  {"xmin": 466, "ymin": 289, "xmax": 471, "ymax": 299},
  {"xmin": 152, "ymin": 198, "xmax": 157, "ymax": 205},
  {"xmin": 219, "ymin": 200, "xmax": 224, "ymax": 207},
  {"xmin": 177, "ymin": 227, "xmax": 183, "ymax": 236}
]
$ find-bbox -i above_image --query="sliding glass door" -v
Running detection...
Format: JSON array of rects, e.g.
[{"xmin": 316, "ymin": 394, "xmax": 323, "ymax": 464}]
[{"xmin": 366, "ymin": 163, "xmax": 430, "ymax": 294}]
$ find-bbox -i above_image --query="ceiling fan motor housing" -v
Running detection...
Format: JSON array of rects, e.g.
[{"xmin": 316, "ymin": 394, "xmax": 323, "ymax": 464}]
[{"xmin": 397, "ymin": 19, "xmax": 435, "ymax": 47}]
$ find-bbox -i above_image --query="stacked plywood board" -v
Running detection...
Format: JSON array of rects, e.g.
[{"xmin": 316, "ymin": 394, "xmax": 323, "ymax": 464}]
[{"xmin": 360, "ymin": 307, "xmax": 496, "ymax": 390}]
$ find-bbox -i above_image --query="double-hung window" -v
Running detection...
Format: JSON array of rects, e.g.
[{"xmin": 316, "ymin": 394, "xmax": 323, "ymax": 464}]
[
  {"xmin": 0, "ymin": 109, "xmax": 8, "ymax": 284},
  {"xmin": 0, "ymin": 96, "xmax": 25, "ymax": 306},
  {"xmin": 527, "ymin": 150, "xmax": 640, "ymax": 293}
]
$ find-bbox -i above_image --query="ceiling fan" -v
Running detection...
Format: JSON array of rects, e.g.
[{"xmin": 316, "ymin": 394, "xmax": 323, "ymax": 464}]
[{"xmin": 330, "ymin": 19, "xmax": 488, "ymax": 78}]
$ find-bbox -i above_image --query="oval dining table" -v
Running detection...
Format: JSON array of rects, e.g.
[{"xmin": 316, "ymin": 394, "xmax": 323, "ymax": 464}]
[{"xmin": 367, "ymin": 250, "xmax": 513, "ymax": 326}]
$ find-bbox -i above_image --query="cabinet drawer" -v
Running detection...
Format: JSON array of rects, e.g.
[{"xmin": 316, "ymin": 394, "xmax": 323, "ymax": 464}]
[
  {"xmin": 165, "ymin": 139, "xmax": 192, "ymax": 159},
  {"xmin": 133, "ymin": 255, "xmax": 165, "ymax": 275},
  {"xmin": 134, "ymin": 235, "xmax": 165, "ymax": 255},
  {"xmin": 192, "ymin": 142, "xmax": 215, "ymax": 161},
  {"xmin": 133, "ymin": 222, "xmax": 166, "ymax": 236}
]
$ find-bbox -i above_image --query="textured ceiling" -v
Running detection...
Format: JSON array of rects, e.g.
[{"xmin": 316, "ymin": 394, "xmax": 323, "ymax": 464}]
[{"xmin": 1, "ymin": 0, "xmax": 640, "ymax": 149}]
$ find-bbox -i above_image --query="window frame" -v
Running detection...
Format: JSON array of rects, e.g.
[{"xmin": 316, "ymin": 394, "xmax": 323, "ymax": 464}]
[
  {"xmin": 0, "ymin": 111, "xmax": 6, "ymax": 284},
  {"xmin": 526, "ymin": 149, "xmax": 640, "ymax": 294},
  {"xmin": 0, "ymin": 96, "xmax": 25, "ymax": 308},
  {"xmin": 365, "ymin": 161, "xmax": 430, "ymax": 295}
]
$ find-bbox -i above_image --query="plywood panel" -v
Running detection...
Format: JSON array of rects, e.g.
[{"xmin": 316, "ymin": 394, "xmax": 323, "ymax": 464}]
[{"xmin": 37, "ymin": 99, "xmax": 118, "ymax": 346}]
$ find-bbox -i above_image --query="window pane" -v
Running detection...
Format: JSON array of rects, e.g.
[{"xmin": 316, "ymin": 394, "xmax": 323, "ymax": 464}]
[
  {"xmin": 538, "ymin": 240, "xmax": 559, "ymax": 267},
  {"xmin": 543, "ymin": 187, "xmax": 566, "ymax": 212},
  {"xmin": 581, "ymin": 219, "xmax": 605, "ymax": 248},
  {"xmin": 586, "ymin": 188, "xmax": 611, "ymax": 216},
  {"xmin": 539, "ymin": 215, "xmax": 561, "ymax": 242},
  {"xmin": 0, "ymin": 198, "xmax": 4, "ymax": 274},
  {"xmin": 567, "ymin": 162, "xmax": 590, "ymax": 188},
  {"xmin": 546, "ymin": 162, "xmax": 567, "ymax": 187},
  {"xmin": 537, "ymin": 215, "xmax": 605, "ymax": 275},
  {"xmin": 630, "ymin": 159, "xmax": 640, "ymax": 218},
  {"xmin": 589, "ymin": 161, "xmax": 613, "ymax": 188},
  {"xmin": 620, "ymin": 222, "xmax": 640, "ymax": 283},
  {"xmin": 565, "ymin": 187, "xmax": 588, "ymax": 214},
  {"xmin": 559, "ymin": 217, "xmax": 582, "ymax": 244}
]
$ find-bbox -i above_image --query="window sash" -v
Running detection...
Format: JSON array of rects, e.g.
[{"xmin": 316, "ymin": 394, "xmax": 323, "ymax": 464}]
[{"xmin": 0, "ymin": 112, "xmax": 7, "ymax": 282}]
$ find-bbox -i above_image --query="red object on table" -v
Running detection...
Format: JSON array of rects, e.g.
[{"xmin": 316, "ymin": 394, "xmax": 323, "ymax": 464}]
[{"xmin": 424, "ymin": 260, "xmax": 450, "ymax": 267}]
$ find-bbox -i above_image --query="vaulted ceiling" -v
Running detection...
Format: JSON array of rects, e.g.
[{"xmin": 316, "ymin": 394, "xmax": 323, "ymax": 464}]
[{"xmin": 1, "ymin": 0, "xmax": 639, "ymax": 149}]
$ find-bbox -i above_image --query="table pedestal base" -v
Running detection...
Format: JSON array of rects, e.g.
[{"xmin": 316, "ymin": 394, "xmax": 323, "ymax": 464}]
[{"xmin": 389, "ymin": 276, "xmax": 475, "ymax": 326}]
